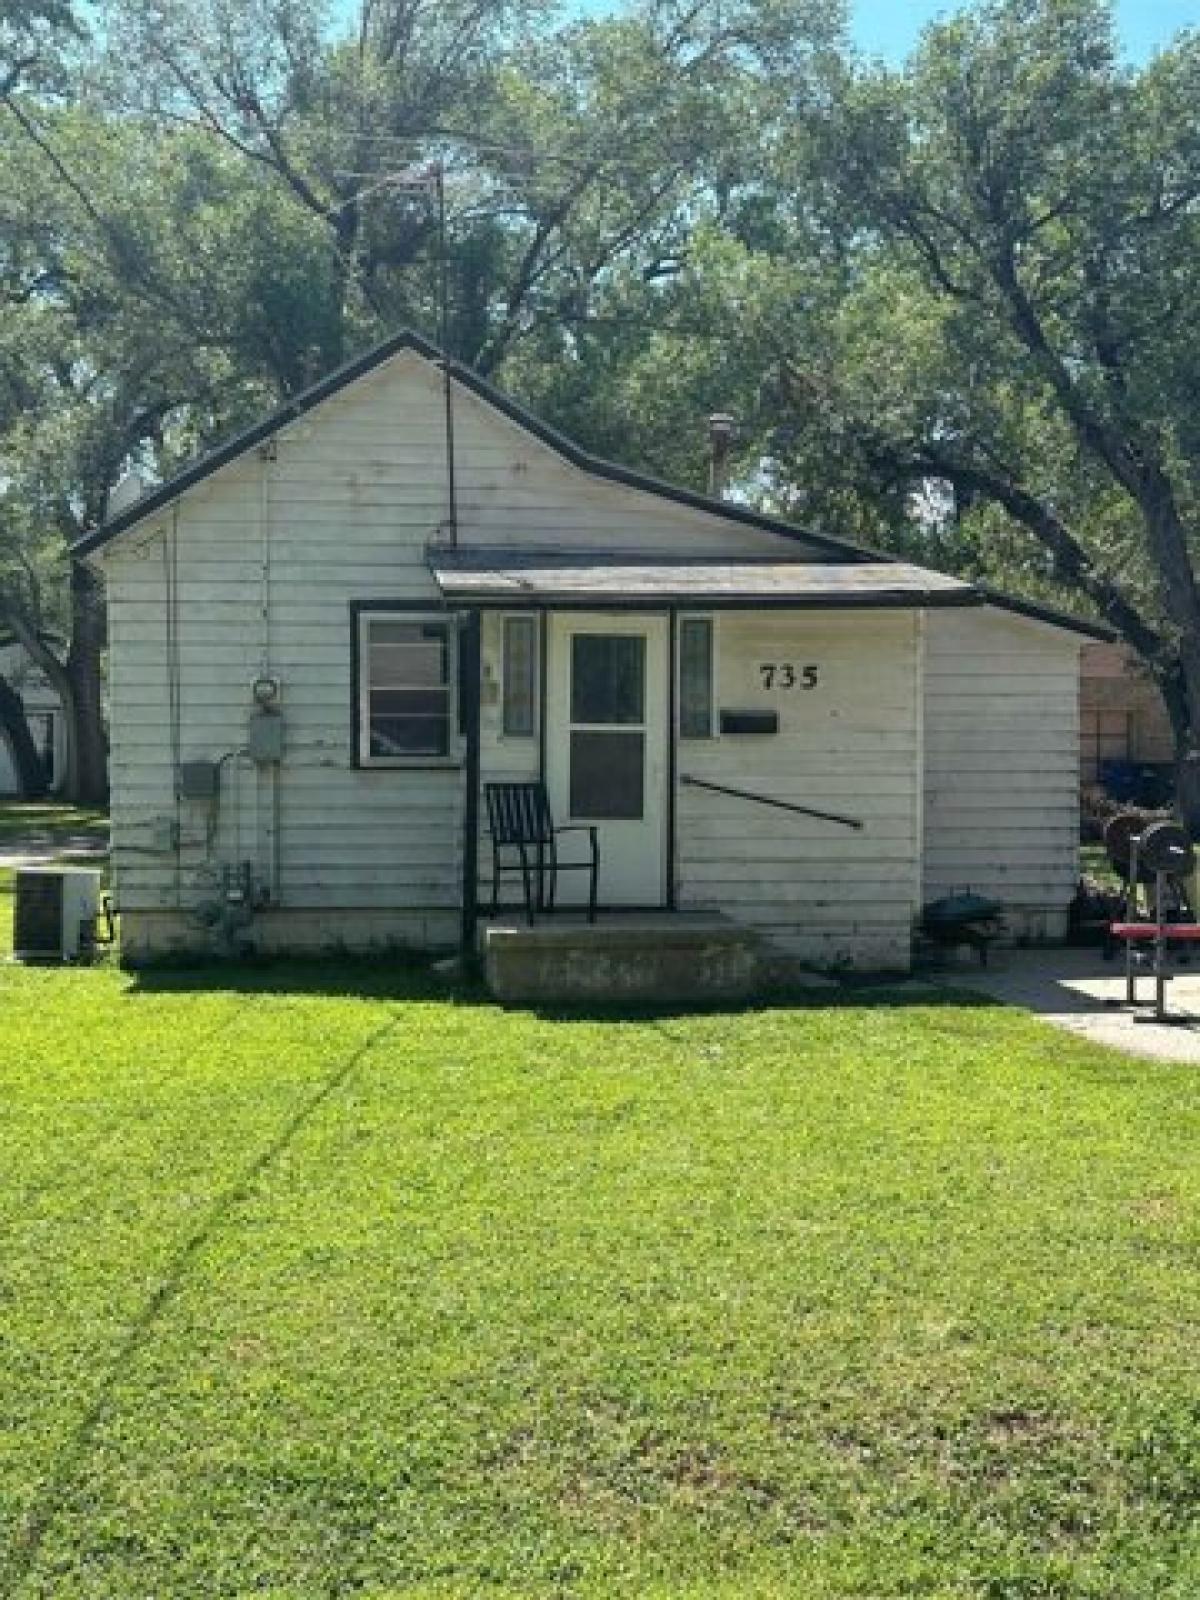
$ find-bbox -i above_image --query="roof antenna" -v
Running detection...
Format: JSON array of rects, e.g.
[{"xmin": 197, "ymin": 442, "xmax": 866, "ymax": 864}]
[
  {"xmin": 433, "ymin": 162, "xmax": 458, "ymax": 548},
  {"xmin": 333, "ymin": 160, "xmax": 458, "ymax": 546},
  {"xmin": 708, "ymin": 413, "xmax": 735, "ymax": 500}
]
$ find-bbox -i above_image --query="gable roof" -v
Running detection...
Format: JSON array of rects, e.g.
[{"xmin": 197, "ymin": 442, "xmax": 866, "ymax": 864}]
[
  {"xmin": 72, "ymin": 328, "xmax": 861, "ymax": 562},
  {"xmin": 70, "ymin": 327, "xmax": 1113, "ymax": 641}
]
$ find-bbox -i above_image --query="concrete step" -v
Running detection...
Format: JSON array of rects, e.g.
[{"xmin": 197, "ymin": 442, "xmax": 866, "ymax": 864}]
[{"xmin": 479, "ymin": 911, "xmax": 762, "ymax": 1007}]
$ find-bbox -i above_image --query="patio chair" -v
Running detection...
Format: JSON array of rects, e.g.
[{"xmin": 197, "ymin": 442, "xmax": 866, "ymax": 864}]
[{"xmin": 484, "ymin": 781, "xmax": 599, "ymax": 926}]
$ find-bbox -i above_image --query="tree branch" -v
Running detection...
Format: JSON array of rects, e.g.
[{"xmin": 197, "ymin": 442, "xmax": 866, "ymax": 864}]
[
  {"xmin": 988, "ymin": 242, "xmax": 1142, "ymax": 491},
  {"xmin": 0, "ymin": 55, "xmax": 38, "ymax": 97},
  {"xmin": 0, "ymin": 598, "xmax": 68, "ymax": 690},
  {"xmin": 777, "ymin": 349, "xmax": 1166, "ymax": 669},
  {"xmin": 905, "ymin": 442, "xmax": 1168, "ymax": 666},
  {"xmin": 2, "ymin": 93, "xmax": 196, "ymax": 325}
]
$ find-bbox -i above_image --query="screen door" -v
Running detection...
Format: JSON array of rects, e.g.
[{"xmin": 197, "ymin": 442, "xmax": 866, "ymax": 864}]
[{"xmin": 546, "ymin": 614, "xmax": 668, "ymax": 906}]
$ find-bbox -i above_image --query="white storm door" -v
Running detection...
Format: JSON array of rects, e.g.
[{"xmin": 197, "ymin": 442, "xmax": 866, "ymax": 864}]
[{"xmin": 546, "ymin": 613, "xmax": 669, "ymax": 907}]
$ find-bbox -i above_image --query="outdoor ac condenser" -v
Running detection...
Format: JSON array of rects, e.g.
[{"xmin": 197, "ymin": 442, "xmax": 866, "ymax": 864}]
[{"xmin": 13, "ymin": 868, "xmax": 102, "ymax": 962}]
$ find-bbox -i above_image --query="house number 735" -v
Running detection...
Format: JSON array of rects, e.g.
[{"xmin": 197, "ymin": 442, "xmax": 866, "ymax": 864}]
[{"xmin": 759, "ymin": 662, "xmax": 819, "ymax": 690}]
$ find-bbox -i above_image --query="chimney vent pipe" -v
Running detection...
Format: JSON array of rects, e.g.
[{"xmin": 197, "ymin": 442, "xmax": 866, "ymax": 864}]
[{"xmin": 708, "ymin": 412, "xmax": 735, "ymax": 499}]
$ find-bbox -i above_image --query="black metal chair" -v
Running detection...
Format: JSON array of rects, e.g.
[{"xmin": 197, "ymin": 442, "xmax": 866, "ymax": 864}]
[{"xmin": 484, "ymin": 781, "xmax": 599, "ymax": 925}]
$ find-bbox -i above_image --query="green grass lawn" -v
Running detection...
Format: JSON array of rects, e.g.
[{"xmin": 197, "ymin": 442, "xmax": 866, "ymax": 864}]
[
  {"xmin": 0, "ymin": 801, "xmax": 108, "ymax": 848},
  {"xmin": 2, "ymin": 945, "xmax": 1200, "ymax": 1599}
]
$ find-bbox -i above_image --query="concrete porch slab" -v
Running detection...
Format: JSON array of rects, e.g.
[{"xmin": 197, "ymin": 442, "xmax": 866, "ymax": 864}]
[{"xmin": 479, "ymin": 911, "xmax": 762, "ymax": 1007}]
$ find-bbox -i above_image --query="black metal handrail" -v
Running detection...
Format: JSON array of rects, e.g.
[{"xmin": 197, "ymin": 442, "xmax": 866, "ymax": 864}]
[{"xmin": 680, "ymin": 774, "xmax": 863, "ymax": 831}]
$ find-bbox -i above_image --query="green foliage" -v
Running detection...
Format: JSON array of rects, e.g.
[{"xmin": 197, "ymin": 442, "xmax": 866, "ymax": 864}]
[
  {"xmin": 0, "ymin": 0, "xmax": 847, "ymax": 538},
  {"xmin": 761, "ymin": 1, "xmax": 1200, "ymax": 702},
  {"xmin": 501, "ymin": 0, "xmax": 1200, "ymax": 731},
  {"xmin": 7, "ymin": 0, "xmax": 1200, "ymax": 788},
  {"xmin": 0, "ymin": 0, "xmax": 848, "ymax": 788}
]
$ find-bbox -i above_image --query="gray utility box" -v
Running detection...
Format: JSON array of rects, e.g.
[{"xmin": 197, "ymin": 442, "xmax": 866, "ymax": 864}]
[
  {"xmin": 247, "ymin": 709, "xmax": 284, "ymax": 763},
  {"xmin": 178, "ymin": 760, "xmax": 219, "ymax": 800}
]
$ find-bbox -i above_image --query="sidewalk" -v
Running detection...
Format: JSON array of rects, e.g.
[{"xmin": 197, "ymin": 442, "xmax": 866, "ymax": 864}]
[
  {"xmin": 941, "ymin": 945, "xmax": 1200, "ymax": 1065},
  {"xmin": 0, "ymin": 835, "xmax": 108, "ymax": 869}
]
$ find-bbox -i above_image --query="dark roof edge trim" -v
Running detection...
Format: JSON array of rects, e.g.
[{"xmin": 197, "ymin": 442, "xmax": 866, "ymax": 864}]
[
  {"xmin": 72, "ymin": 329, "xmax": 871, "ymax": 562},
  {"xmin": 978, "ymin": 587, "xmax": 1116, "ymax": 641},
  {"xmin": 67, "ymin": 328, "xmax": 1126, "ymax": 649},
  {"xmin": 434, "ymin": 590, "xmax": 984, "ymax": 613}
]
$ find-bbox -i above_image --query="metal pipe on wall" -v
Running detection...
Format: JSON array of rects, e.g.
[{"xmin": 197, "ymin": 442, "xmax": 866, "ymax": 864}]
[
  {"xmin": 256, "ymin": 439, "xmax": 283, "ymax": 908},
  {"xmin": 163, "ymin": 507, "xmax": 183, "ymax": 909}
]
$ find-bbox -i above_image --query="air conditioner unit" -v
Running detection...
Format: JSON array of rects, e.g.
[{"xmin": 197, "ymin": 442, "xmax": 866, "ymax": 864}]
[{"xmin": 13, "ymin": 868, "xmax": 102, "ymax": 962}]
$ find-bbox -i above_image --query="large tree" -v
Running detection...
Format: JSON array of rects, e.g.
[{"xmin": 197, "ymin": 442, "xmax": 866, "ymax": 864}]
[
  {"xmin": 0, "ymin": 0, "xmax": 843, "ymax": 799},
  {"xmin": 103, "ymin": 0, "xmax": 842, "ymax": 374},
  {"xmin": 0, "ymin": 0, "xmax": 94, "ymax": 796},
  {"xmin": 764, "ymin": 0, "xmax": 1200, "ymax": 815},
  {"xmin": 0, "ymin": 66, "xmax": 354, "ymax": 797},
  {"xmin": 500, "ymin": 1, "xmax": 1200, "ymax": 831}
]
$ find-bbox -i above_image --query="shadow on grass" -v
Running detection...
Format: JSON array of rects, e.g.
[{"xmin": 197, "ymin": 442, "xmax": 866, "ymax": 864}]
[
  {"xmin": 122, "ymin": 952, "xmax": 1002, "ymax": 1021},
  {"xmin": 2, "ymin": 1011, "xmax": 403, "ymax": 1593},
  {"xmin": 522, "ymin": 981, "xmax": 1002, "ymax": 1025},
  {"xmin": 123, "ymin": 952, "xmax": 483, "ymax": 1004}
]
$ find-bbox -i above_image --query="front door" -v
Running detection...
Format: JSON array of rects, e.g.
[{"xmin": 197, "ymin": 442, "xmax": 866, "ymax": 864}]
[{"xmin": 546, "ymin": 613, "xmax": 669, "ymax": 907}]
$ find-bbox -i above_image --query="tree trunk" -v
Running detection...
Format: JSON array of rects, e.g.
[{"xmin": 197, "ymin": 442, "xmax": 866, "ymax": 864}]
[
  {"xmin": 2, "ymin": 565, "xmax": 108, "ymax": 805},
  {"xmin": 0, "ymin": 672, "xmax": 49, "ymax": 799},
  {"xmin": 1140, "ymin": 660, "xmax": 1200, "ymax": 834},
  {"xmin": 65, "ymin": 561, "xmax": 108, "ymax": 806},
  {"xmin": 1177, "ymin": 749, "xmax": 1200, "ymax": 837}
]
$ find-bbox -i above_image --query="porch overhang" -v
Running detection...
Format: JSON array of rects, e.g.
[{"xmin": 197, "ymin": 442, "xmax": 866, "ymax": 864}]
[{"xmin": 429, "ymin": 548, "xmax": 979, "ymax": 610}]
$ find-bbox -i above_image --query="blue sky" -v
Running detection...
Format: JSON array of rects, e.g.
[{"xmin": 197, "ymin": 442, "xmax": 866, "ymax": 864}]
[
  {"xmin": 565, "ymin": 1, "xmax": 1199, "ymax": 61},
  {"xmin": 850, "ymin": 0, "xmax": 1198, "ymax": 63}
]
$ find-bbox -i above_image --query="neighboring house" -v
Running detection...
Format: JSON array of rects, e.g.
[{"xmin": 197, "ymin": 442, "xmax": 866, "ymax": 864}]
[
  {"xmin": 0, "ymin": 642, "xmax": 65, "ymax": 796},
  {"xmin": 1080, "ymin": 641, "xmax": 1175, "ymax": 786},
  {"xmin": 75, "ymin": 331, "xmax": 1106, "ymax": 969}
]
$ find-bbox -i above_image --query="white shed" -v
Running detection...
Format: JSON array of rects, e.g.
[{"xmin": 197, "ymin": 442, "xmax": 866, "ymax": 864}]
[{"xmin": 75, "ymin": 332, "xmax": 1105, "ymax": 970}]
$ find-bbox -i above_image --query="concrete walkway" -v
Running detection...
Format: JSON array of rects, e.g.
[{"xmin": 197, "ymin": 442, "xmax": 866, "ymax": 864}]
[
  {"xmin": 0, "ymin": 837, "xmax": 108, "ymax": 869},
  {"xmin": 941, "ymin": 946, "xmax": 1200, "ymax": 1065}
]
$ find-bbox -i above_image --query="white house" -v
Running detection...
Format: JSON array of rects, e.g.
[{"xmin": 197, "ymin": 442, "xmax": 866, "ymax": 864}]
[
  {"xmin": 0, "ymin": 642, "xmax": 66, "ymax": 796},
  {"xmin": 75, "ymin": 331, "xmax": 1105, "ymax": 970}
]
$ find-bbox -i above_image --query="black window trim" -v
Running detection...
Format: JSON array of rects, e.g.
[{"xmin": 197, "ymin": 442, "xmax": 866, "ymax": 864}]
[{"xmin": 350, "ymin": 599, "xmax": 464, "ymax": 770}]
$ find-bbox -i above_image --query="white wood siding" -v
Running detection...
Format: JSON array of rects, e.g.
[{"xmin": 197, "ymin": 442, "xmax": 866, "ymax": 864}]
[
  {"xmin": 101, "ymin": 343, "xmax": 1084, "ymax": 965},
  {"xmin": 676, "ymin": 612, "xmax": 921, "ymax": 969},
  {"xmin": 923, "ymin": 606, "xmax": 1082, "ymax": 936},
  {"xmin": 102, "ymin": 351, "xmax": 815, "ymax": 953}
]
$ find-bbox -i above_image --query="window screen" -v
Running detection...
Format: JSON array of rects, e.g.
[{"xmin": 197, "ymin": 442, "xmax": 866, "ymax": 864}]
[
  {"xmin": 568, "ymin": 632, "xmax": 648, "ymax": 818},
  {"xmin": 571, "ymin": 634, "xmax": 645, "ymax": 724},
  {"xmin": 502, "ymin": 615, "xmax": 537, "ymax": 737},
  {"xmin": 361, "ymin": 615, "xmax": 453, "ymax": 760},
  {"xmin": 679, "ymin": 617, "xmax": 713, "ymax": 738}
]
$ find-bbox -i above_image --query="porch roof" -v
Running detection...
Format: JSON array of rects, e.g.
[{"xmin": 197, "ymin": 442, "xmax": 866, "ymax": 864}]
[{"xmin": 429, "ymin": 549, "xmax": 979, "ymax": 609}]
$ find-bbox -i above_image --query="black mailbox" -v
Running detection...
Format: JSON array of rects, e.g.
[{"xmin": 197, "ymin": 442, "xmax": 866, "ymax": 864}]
[{"xmin": 719, "ymin": 708, "xmax": 779, "ymax": 735}]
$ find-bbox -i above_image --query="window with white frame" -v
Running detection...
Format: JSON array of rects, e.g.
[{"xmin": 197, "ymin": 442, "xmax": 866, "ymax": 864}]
[
  {"xmin": 679, "ymin": 615, "xmax": 715, "ymax": 738},
  {"xmin": 357, "ymin": 611, "xmax": 457, "ymax": 764},
  {"xmin": 501, "ymin": 613, "xmax": 538, "ymax": 738}
]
